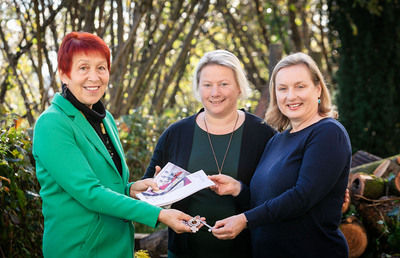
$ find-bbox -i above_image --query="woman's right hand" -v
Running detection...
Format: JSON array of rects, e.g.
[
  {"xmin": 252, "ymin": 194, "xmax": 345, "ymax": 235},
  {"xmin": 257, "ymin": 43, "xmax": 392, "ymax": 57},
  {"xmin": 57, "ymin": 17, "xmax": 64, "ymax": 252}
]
[
  {"xmin": 208, "ymin": 174, "xmax": 242, "ymax": 197},
  {"xmin": 158, "ymin": 209, "xmax": 193, "ymax": 233},
  {"xmin": 129, "ymin": 179, "xmax": 159, "ymax": 199}
]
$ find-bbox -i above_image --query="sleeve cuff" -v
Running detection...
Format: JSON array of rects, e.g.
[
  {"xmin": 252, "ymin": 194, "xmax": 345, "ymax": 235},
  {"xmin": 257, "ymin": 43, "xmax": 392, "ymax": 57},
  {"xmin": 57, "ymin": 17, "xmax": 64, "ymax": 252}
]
[
  {"xmin": 125, "ymin": 182, "xmax": 134, "ymax": 196},
  {"xmin": 244, "ymin": 204, "xmax": 268, "ymax": 230}
]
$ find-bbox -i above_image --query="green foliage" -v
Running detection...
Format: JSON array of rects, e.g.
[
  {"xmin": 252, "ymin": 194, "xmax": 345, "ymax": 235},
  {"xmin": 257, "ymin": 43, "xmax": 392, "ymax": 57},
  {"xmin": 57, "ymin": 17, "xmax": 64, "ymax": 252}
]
[
  {"xmin": 328, "ymin": 0, "xmax": 400, "ymax": 157},
  {"xmin": 387, "ymin": 206, "xmax": 400, "ymax": 252},
  {"xmin": 118, "ymin": 107, "xmax": 176, "ymax": 181},
  {"xmin": 366, "ymin": 204, "xmax": 400, "ymax": 256},
  {"xmin": 118, "ymin": 107, "xmax": 191, "ymax": 233},
  {"xmin": 0, "ymin": 112, "xmax": 43, "ymax": 257}
]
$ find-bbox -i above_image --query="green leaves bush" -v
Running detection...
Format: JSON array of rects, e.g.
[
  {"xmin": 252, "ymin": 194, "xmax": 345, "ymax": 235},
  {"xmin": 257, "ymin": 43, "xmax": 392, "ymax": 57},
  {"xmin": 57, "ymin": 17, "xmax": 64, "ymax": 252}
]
[
  {"xmin": 0, "ymin": 107, "xmax": 183, "ymax": 257},
  {"xmin": 118, "ymin": 107, "xmax": 186, "ymax": 182},
  {"xmin": 0, "ymin": 113, "xmax": 42, "ymax": 257}
]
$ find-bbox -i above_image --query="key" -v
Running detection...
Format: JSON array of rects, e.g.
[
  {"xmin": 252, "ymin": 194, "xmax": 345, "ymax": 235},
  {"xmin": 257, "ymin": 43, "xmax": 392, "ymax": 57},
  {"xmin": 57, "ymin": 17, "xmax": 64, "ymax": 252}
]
[
  {"xmin": 183, "ymin": 216, "xmax": 213, "ymax": 233},
  {"xmin": 193, "ymin": 215, "xmax": 213, "ymax": 232},
  {"xmin": 199, "ymin": 220, "xmax": 213, "ymax": 232}
]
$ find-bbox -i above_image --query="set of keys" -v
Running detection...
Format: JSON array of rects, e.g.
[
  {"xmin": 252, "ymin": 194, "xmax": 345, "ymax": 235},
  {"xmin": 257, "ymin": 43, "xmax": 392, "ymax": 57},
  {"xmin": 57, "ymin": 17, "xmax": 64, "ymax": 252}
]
[{"xmin": 184, "ymin": 216, "xmax": 213, "ymax": 233}]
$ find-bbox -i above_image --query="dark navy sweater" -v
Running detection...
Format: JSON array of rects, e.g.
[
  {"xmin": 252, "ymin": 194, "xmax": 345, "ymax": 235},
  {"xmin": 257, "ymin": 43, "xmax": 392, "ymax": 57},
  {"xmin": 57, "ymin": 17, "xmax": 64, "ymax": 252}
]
[{"xmin": 244, "ymin": 118, "xmax": 351, "ymax": 258}]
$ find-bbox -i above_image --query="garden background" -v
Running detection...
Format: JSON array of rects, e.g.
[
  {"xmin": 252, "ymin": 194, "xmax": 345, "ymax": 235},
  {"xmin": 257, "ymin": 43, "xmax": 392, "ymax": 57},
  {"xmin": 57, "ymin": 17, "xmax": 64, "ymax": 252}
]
[{"xmin": 1, "ymin": 0, "xmax": 400, "ymax": 257}]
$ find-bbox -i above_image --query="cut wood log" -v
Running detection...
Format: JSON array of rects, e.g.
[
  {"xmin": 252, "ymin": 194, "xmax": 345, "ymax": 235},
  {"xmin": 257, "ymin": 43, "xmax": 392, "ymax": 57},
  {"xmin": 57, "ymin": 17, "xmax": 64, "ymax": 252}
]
[
  {"xmin": 134, "ymin": 233, "xmax": 149, "ymax": 251},
  {"xmin": 372, "ymin": 159, "xmax": 392, "ymax": 177},
  {"xmin": 347, "ymin": 173, "xmax": 353, "ymax": 188},
  {"xmin": 350, "ymin": 173, "xmax": 386, "ymax": 199},
  {"xmin": 357, "ymin": 197, "xmax": 400, "ymax": 237},
  {"xmin": 351, "ymin": 150, "xmax": 382, "ymax": 168},
  {"xmin": 340, "ymin": 215, "xmax": 368, "ymax": 258},
  {"xmin": 388, "ymin": 173, "xmax": 400, "ymax": 196},
  {"xmin": 372, "ymin": 159, "xmax": 400, "ymax": 178},
  {"xmin": 350, "ymin": 160, "xmax": 382, "ymax": 175},
  {"xmin": 350, "ymin": 154, "xmax": 400, "ymax": 175},
  {"xmin": 138, "ymin": 228, "xmax": 168, "ymax": 258}
]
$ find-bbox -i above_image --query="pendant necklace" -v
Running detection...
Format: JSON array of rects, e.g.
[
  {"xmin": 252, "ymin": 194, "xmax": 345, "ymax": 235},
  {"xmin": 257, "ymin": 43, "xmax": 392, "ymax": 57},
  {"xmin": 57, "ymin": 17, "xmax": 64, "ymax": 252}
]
[{"xmin": 203, "ymin": 112, "xmax": 239, "ymax": 174}]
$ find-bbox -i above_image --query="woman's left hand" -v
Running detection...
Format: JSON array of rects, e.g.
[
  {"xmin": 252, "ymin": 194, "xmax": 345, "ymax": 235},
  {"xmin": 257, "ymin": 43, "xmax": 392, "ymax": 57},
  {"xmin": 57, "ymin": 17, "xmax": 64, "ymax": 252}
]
[
  {"xmin": 129, "ymin": 179, "xmax": 159, "ymax": 199},
  {"xmin": 211, "ymin": 213, "xmax": 247, "ymax": 240}
]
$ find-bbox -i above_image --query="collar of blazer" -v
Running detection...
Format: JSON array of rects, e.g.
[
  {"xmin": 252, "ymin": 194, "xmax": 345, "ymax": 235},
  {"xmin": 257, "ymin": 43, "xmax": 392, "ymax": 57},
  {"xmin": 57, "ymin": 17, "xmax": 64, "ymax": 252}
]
[{"xmin": 51, "ymin": 93, "xmax": 127, "ymax": 179}]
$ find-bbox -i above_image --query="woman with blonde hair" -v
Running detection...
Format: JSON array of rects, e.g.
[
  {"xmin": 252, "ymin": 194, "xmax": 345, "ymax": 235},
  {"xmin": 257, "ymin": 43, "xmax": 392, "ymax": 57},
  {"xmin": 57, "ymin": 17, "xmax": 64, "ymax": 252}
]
[
  {"xmin": 209, "ymin": 52, "xmax": 351, "ymax": 257},
  {"xmin": 143, "ymin": 50, "xmax": 276, "ymax": 257}
]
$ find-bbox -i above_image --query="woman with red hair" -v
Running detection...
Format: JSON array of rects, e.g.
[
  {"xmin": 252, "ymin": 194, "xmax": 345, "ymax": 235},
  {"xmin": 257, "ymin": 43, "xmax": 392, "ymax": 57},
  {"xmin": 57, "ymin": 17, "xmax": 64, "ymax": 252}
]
[{"xmin": 33, "ymin": 31, "xmax": 193, "ymax": 257}]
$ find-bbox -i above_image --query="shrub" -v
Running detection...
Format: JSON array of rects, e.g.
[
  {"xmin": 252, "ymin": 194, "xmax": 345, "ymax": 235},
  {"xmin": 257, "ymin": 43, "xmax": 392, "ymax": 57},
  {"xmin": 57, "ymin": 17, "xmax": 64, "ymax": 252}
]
[
  {"xmin": 118, "ymin": 107, "xmax": 176, "ymax": 182},
  {"xmin": 0, "ymin": 112, "xmax": 42, "ymax": 257}
]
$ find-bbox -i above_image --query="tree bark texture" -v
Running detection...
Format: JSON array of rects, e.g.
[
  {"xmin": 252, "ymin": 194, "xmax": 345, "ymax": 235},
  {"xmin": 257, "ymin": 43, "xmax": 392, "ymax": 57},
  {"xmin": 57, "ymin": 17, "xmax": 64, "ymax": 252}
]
[{"xmin": 350, "ymin": 173, "xmax": 386, "ymax": 200}]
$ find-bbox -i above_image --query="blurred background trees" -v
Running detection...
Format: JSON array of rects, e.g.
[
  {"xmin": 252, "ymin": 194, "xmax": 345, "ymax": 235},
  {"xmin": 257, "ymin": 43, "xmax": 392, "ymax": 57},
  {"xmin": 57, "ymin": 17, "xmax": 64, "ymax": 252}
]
[
  {"xmin": 328, "ymin": 0, "xmax": 400, "ymax": 158},
  {"xmin": 0, "ymin": 0, "xmax": 337, "ymax": 120},
  {"xmin": 1, "ymin": 0, "xmax": 399, "ymax": 157}
]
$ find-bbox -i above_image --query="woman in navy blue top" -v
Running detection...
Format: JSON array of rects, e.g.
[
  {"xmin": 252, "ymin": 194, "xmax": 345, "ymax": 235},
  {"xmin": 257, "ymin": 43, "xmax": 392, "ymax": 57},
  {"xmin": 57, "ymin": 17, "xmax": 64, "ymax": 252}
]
[{"xmin": 209, "ymin": 52, "xmax": 351, "ymax": 257}]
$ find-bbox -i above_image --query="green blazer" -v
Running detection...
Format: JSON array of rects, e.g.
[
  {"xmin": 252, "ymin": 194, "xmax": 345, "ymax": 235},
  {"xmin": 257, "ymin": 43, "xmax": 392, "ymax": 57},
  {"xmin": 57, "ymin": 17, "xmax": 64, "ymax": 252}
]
[{"xmin": 33, "ymin": 93, "xmax": 162, "ymax": 258}]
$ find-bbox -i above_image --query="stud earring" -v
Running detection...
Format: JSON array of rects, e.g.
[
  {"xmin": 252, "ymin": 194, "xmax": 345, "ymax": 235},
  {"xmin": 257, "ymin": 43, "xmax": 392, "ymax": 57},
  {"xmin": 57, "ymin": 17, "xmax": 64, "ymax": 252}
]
[{"xmin": 318, "ymin": 98, "xmax": 321, "ymax": 104}]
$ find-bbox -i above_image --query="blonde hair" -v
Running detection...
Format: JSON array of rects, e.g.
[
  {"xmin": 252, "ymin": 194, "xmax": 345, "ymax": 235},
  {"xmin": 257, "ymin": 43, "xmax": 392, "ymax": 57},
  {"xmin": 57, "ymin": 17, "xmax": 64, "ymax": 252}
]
[
  {"xmin": 192, "ymin": 50, "xmax": 251, "ymax": 101},
  {"xmin": 265, "ymin": 52, "xmax": 338, "ymax": 132}
]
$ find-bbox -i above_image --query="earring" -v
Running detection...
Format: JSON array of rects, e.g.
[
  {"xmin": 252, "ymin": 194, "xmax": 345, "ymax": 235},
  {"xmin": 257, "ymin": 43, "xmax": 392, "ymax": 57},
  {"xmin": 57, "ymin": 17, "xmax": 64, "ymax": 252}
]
[{"xmin": 318, "ymin": 98, "xmax": 321, "ymax": 104}]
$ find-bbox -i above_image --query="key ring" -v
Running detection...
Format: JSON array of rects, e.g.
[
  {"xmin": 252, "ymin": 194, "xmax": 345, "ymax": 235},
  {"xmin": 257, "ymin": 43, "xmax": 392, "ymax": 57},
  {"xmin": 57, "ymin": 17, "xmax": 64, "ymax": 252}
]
[
  {"xmin": 183, "ymin": 216, "xmax": 213, "ymax": 233},
  {"xmin": 188, "ymin": 217, "xmax": 201, "ymax": 232}
]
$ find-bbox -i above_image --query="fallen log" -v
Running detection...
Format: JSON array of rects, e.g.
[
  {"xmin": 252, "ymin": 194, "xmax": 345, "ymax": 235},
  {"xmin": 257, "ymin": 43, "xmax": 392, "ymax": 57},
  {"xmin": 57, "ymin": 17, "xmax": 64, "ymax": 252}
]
[
  {"xmin": 351, "ymin": 150, "xmax": 381, "ymax": 168},
  {"xmin": 350, "ymin": 154, "xmax": 400, "ymax": 175},
  {"xmin": 355, "ymin": 196, "xmax": 400, "ymax": 237},
  {"xmin": 388, "ymin": 172, "xmax": 400, "ymax": 196},
  {"xmin": 350, "ymin": 173, "xmax": 386, "ymax": 199},
  {"xmin": 340, "ymin": 215, "xmax": 368, "ymax": 258},
  {"xmin": 134, "ymin": 233, "xmax": 149, "ymax": 251},
  {"xmin": 373, "ymin": 159, "xmax": 400, "ymax": 178},
  {"xmin": 138, "ymin": 228, "xmax": 168, "ymax": 258}
]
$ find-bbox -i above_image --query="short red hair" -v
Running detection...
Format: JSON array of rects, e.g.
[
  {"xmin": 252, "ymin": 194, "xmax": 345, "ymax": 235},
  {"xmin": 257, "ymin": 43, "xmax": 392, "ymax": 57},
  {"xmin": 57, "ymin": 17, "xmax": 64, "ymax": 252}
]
[{"xmin": 57, "ymin": 31, "xmax": 111, "ymax": 78}]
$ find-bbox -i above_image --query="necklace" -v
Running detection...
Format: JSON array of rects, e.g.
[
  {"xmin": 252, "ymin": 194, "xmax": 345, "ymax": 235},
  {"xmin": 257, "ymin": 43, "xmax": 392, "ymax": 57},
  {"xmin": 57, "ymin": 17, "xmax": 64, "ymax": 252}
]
[{"xmin": 203, "ymin": 112, "xmax": 239, "ymax": 174}]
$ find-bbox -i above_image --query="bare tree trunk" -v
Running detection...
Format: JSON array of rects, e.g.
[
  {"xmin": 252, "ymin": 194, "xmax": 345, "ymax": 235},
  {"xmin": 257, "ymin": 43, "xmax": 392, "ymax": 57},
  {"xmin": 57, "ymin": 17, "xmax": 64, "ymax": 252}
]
[
  {"xmin": 150, "ymin": 0, "xmax": 209, "ymax": 114},
  {"xmin": 33, "ymin": 0, "xmax": 46, "ymax": 112},
  {"xmin": 119, "ymin": 0, "xmax": 186, "ymax": 116},
  {"xmin": 218, "ymin": 0, "xmax": 268, "ymax": 92},
  {"xmin": 254, "ymin": 43, "xmax": 282, "ymax": 118},
  {"xmin": 0, "ymin": 71, "xmax": 10, "ymax": 103},
  {"xmin": 108, "ymin": 1, "xmax": 147, "ymax": 115},
  {"xmin": 288, "ymin": 0, "xmax": 303, "ymax": 52},
  {"xmin": 254, "ymin": 0, "xmax": 271, "ymax": 48}
]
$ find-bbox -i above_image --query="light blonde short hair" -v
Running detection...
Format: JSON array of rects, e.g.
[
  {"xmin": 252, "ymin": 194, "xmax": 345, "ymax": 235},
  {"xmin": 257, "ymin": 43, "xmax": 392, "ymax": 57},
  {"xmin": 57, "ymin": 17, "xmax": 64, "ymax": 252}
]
[{"xmin": 192, "ymin": 50, "xmax": 251, "ymax": 101}]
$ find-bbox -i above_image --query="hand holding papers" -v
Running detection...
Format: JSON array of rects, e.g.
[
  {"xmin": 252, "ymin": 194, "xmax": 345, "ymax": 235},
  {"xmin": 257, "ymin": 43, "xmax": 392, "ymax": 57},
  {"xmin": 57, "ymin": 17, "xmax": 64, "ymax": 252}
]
[{"xmin": 136, "ymin": 162, "xmax": 215, "ymax": 207}]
